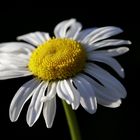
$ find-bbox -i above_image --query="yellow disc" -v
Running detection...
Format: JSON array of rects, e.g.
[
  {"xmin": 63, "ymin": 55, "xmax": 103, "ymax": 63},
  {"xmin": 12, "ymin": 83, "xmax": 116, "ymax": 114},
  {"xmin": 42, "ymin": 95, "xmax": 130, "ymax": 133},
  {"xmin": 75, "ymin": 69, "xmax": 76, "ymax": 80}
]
[{"xmin": 28, "ymin": 38, "xmax": 86, "ymax": 81}]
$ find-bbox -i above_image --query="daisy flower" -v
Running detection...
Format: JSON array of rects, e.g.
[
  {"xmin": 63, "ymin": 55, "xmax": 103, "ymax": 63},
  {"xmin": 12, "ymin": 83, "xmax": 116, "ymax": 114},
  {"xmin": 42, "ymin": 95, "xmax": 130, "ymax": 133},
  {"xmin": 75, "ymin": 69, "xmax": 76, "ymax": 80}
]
[{"xmin": 0, "ymin": 18, "xmax": 131, "ymax": 128}]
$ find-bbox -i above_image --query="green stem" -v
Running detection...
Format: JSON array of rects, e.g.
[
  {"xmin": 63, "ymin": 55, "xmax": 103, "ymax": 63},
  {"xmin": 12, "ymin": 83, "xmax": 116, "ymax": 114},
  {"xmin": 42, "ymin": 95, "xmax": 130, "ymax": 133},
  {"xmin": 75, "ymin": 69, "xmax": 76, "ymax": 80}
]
[{"xmin": 62, "ymin": 100, "xmax": 82, "ymax": 140}]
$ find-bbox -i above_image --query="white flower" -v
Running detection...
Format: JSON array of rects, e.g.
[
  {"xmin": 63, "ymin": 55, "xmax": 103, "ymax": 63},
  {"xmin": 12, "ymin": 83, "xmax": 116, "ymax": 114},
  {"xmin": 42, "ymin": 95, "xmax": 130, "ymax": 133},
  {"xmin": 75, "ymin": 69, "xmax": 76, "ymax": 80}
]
[{"xmin": 0, "ymin": 19, "xmax": 131, "ymax": 128}]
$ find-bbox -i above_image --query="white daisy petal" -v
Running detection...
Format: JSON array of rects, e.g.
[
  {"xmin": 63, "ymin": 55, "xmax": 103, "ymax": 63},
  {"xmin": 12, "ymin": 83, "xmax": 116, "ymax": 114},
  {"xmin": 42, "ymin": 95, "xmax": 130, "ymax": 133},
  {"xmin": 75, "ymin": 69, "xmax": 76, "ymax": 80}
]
[
  {"xmin": 79, "ymin": 73, "xmax": 121, "ymax": 101},
  {"xmin": 79, "ymin": 74, "xmax": 122, "ymax": 108},
  {"xmin": 0, "ymin": 64, "xmax": 6, "ymax": 70},
  {"xmin": 33, "ymin": 32, "xmax": 48, "ymax": 43},
  {"xmin": 54, "ymin": 19, "xmax": 76, "ymax": 38},
  {"xmin": 0, "ymin": 50, "xmax": 32, "ymax": 71},
  {"xmin": 0, "ymin": 70, "xmax": 32, "ymax": 80},
  {"xmin": 84, "ymin": 63, "xmax": 127, "ymax": 98},
  {"xmin": 88, "ymin": 27, "xmax": 123, "ymax": 44},
  {"xmin": 17, "ymin": 32, "xmax": 50, "ymax": 46},
  {"xmin": 59, "ymin": 79, "xmax": 80, "ymax": 110},
  {"xmin": 73, "ymin": 75, "xmax": 97, "ymax": 114},
  {"xmin": 62, "ymin": 79, "xmax": 80, "ymax": 110},
  {"xmin": 82, "ymin": 27, "xmax": 123, "ymax": 44},
  {"xmin": 68, "ymin": 79, "xmax": 80, "ymax": 110},
  {"xmin": 88, "ymin": 47, "xmax": 129, "ymax": 57},
  {"xmin": 106, "ymin": 47, "xmax": 129, "ymax": 56},
  {"xmin": 9, "ymin": 78, "xmax": 39, "ymax": 122},
  {"xmin": 63, "ymin": 79, "xmax": 75, "ymax": 101},
  {"xmin": 97, "ymin": 98, "xmax": 122, "ymax": 108},
  {"xmin": 60, "ymin": 80, "xmax": 74, "ymax": 104},
  {"xmin": 0, "ymin": 61, "xmax": 29, "ymax": 70},
  {"xmin": 77, "ymin": 28, "xmax": 97, "ymax": 41},
  {"xmin": 43, "ymin": 97, "xmax": 56, "ymax": 128},
  {"xmin": 56, "ymin": 81, "xmax": 65, "ymax": 99},
  {"xmin": 0, "ymin": 53, "xmax": 28, "ymax": 66},
  {"xmin": 56, "ymin": 81, "xmax": 70, "ymax": 104},
  {"xmin": 43, "ymin": 33, "xmax": 50, "ymax": 41},
  {"xmin": 0, "ymin": 63, "xmax": 29, "ymax": 71},
  {"xmin": 66, "ymin": 22, "xmax": 82, "ymax": 39},
  {"xmin": 88, "ymin": 53, "xmax": 125, "ymax": 78},
  {"xmin": 86, "ymin": 39, "xmax": 131, "ymax": 52},
  {"xmin": 26, "ymin": 81, "xmax": 48, "ymax": 127},
  {"xmin": 0, "ymin": 42, "xmax": 34, "ymax": 56},
  {"xmin": 41, "ymin": 81, "xmax": 57, "ymax": 102}
]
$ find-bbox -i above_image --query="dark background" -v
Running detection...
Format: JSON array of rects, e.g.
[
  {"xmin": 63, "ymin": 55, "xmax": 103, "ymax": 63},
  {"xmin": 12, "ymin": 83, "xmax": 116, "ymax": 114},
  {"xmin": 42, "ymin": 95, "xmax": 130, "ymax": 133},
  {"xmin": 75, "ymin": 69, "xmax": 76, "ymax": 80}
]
[{"xmin": 0, "ymin": 4, "xmax": 139, "ymax": 140}]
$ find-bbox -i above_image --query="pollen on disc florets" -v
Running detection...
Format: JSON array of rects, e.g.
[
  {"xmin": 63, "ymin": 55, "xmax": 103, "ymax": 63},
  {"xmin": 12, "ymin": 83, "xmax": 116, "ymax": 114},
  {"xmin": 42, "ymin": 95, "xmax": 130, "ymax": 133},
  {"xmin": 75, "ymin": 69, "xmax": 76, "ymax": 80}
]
[{"xmin": 28, "ymin": 38, "xmax": 86, "ymax": 81}]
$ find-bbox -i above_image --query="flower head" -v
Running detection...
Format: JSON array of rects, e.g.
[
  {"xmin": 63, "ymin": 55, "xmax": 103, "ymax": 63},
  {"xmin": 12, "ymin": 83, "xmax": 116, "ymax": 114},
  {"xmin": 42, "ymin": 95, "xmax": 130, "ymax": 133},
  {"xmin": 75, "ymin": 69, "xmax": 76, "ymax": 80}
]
[{"xmin": 0, "ymin": 19, "xmax": 131, "ymax": 128}]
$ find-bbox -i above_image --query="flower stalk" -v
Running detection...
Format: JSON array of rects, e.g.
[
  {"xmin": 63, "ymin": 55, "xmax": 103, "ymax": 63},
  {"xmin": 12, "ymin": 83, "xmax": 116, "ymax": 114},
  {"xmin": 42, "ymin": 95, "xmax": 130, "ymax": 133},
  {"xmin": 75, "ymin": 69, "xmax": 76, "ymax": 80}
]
[{"xmin": 62, "ymin": 100, "xmax": 82, "ymax": 140}]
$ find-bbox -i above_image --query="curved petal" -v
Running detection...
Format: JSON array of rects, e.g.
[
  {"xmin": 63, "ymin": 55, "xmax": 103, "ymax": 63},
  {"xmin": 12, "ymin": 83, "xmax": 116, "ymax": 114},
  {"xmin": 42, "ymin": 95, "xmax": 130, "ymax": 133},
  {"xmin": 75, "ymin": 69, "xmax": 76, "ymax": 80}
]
[
  {"xmin": 56, "ymin": 81, "xmax": 65, "ymax": 100},
  {"xmin": 65, "ymin": 22, "xmax": 82, "ymax": 39},
  {"xmin": 87, "ymin": 53, "xmax": 125, "ymax": 78},
  {"xmin": 54, "ymin": 19, "xmax": 75, "ymax": 38},
  {"xmin": 63, "ymin": 79, "xmax": 75, "ymax": 101},
  {"xmin": 82, "ymin": 26, "xmax": 123, "ymax": 44},
  {"xmin": 73, "ymin": 75, "xmax": 97, "ymax": 114},
  {"xmin": 54, "ymin": 19, "xmax": 81, "ymax": 38},
  {"xmin": 26, "ymin": 81, "xmax": 48, "ymax": 127},
  {"xmin": 17, "ymin": 32, "xmax": 50, "ymax": 46},
  {"xmin": 68, "ymin": 79, "xmax": 80, "ymax": 110},
  {"xmin": 58, "ymin": 79, "xmax": 80, "ymax": 110},
  {"xmin": 56, "ymin": 81, "xmax": 70, "ymax": 104},
  {"xmin": 84, "ymin": 63, "xmax": 127, "ymax": 98},
  {"xmin": 43, "ymin": 97, "xmax": 56, "ymax": 128},
  {"xmin": 9, "ymin": 78, "xmax": 40, "ymax": 122},
  {"xmin": 85, "ymin": 39, "xmax": 131, "ymax": 52},
  {"xmin": 41, "ymin": 81, "xmax": 57, "ymax": 102},
  {"xmin": 59, "ymin": 80, "xmax": 74, "ymax": 104}
]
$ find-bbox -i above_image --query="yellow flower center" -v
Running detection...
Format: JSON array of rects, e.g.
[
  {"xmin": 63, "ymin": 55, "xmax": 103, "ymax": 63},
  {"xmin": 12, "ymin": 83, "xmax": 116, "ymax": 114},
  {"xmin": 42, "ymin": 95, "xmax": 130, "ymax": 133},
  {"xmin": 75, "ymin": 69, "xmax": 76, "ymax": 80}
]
[{"xmin": 28, "ymin": 38, "xmax": 86, "ymax": 81}]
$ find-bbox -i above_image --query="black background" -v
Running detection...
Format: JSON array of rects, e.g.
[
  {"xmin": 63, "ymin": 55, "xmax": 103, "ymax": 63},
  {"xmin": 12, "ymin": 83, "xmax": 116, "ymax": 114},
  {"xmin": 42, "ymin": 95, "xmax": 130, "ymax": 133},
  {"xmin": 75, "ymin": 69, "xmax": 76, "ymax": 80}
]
[{"xmin": 0, "ymin": 4, "xmax": 139, "ymax": 140}]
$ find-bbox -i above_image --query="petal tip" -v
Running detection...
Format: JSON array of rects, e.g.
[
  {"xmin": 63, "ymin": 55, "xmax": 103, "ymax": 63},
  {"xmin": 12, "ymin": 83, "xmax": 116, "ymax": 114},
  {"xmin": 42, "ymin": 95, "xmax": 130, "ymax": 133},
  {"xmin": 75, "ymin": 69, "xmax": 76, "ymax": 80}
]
[
  {"xmin": 27, "ymin": 123, "xmax": 33, "ymax": 127},
  {"xmin": 89, "ymin": 109, "xmax": 97, "ymax": 114},
  {"xmin": 9, "ymin": 116, "xmax": 17, "ymax": 122},
  {"xmin": 27, "ymin": 118, "xmax": 34, "ymax": 127},
  {"xmin": 106, "ymin": 100, "xmax": 122, "ymax": 108},
  {"xmin": 124, "ymin": 47, "xmax": 130, "ymax": 52},
  {"xmin": 70, "ymin": 18, "xmax": 76, "ymax": 22},
  {"xmin": 46, "ymin": 124, "xmax": 53, "ymax": 128},
  {"xmin": 9, "ymin": 108, "xmax": 18, "ymax": 122},
  {"xmin": 128, "ymin": 41, "xmax": 132, "ymax": 45}
]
